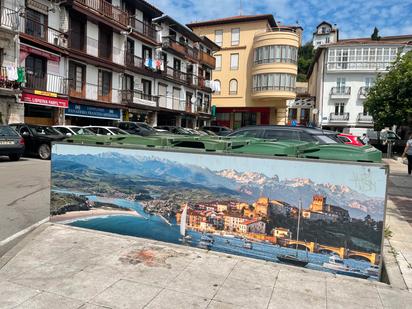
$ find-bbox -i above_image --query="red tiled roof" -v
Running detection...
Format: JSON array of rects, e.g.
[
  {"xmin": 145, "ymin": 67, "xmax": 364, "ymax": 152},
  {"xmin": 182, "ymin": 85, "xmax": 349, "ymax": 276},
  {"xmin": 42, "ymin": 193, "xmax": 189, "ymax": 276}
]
[{"xmin": 187, "ymin": 14, "xmax": 277, "ymax": 28}]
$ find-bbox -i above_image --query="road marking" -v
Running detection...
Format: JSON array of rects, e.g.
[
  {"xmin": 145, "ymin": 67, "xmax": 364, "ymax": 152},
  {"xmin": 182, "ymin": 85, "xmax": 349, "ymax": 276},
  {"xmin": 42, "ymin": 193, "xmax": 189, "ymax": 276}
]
[{"xmin": 0, "ymin": 217, "xmax": 49, "ymax": 247}]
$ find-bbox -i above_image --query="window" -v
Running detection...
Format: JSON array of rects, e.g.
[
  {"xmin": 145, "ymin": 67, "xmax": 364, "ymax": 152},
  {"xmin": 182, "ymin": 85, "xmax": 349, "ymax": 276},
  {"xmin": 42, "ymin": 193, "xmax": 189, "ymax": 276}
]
[
  {"xmin": 254, "ymin": 45, "xmax": 298, "ymax": 64},
  {"xmin": 229, "ymin": 79, "xmax": 238, "ymax": 95},
  {"xmin": 98, "ymin": 70, "xmax": 112, "ymax": 100},
  {"xmin": 230, "ymin": 130, "xmax": 260, "ymax": 138},
  {"xmin": 172, "ymin": 87, "xmax": 181, "ymax": 109},
  {"xmin": 214, "ymin": 79, "xmax": 221, "ymax": 95},
  {"xmin": 325, "ymin": 36, "xmax": 330, "ymax": 43},
  {"xmin": 158, "ymin": 83, "xmax": 167, "ymax": 107},
  {"xmin": 69, "ymin": 62, "xmax": 85, "ymax": 95},
  {"xmin": 334, "ymin": 103, "xmax": 345, "ymax": 115},
  {"xmin": 336, "ymin": 77, "xmax": 346, "ymax": 93},
  {"xmin": 230, "ymin": 53, "xmax": 239, "ymax": 70},
  {"xmin": 215, "ymin": 55, "xmax": 222, "ymax": 71},
  {"xmin": 365, "ymin": 77, "xmax": 374, "ymax": 88},
  {"xmin": 25, "ymin": 9, "xmax": 46, "ymax": 39},
  {"xmin": 99, "ymin": 25, "xmax": 112, "ymax": 60},
  {"xmin": 252, "ymin": 73, "xmax": 296, "ymax": 92},
  {"xmin": 215, "ymin": 30, "xmax": 223, "ymax": 46},
  {"xmin": 69, "ymin": 15, "xmax": 85, "ymax": 50},
  {"xmin": 263, "ymin": 130, "xmax": 299, "ymax": 140},
  {"xmin": 231, "ymin": 28, "xmax": 240, "ymax": 46},
  {"xmin": 25, "ymin": 55, "xmax": 46, "ymax": 90}
]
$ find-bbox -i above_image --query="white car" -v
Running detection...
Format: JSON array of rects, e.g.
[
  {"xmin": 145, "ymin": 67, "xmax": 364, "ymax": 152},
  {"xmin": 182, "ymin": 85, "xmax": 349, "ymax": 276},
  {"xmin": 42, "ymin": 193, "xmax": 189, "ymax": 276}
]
[
  {"xmin": 53, "ymin": 125, "xmax": 95, "ymax": 136},
  {"xmin": 84, "ymin": 126, "xmax": 130, "ymax": 136}
]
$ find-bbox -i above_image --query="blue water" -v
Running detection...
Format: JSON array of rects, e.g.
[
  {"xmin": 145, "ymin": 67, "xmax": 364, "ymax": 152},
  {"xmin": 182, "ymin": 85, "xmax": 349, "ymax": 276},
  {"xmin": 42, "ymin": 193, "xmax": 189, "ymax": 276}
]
[{"xmin": 53, "ymin": 190, "xmax": 379, "ymax": 280}]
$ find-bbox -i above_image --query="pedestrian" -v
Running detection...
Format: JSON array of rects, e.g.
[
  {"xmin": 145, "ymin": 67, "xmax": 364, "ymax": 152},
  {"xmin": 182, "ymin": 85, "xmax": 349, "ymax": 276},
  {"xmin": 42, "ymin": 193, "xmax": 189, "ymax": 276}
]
[
  {"xmin": 402, "ymin": 134, "xmax": 412, "ymax": 175},
  {"xmin": 361, "ymin": 133, "xmax": 369, "ymax": 145}
]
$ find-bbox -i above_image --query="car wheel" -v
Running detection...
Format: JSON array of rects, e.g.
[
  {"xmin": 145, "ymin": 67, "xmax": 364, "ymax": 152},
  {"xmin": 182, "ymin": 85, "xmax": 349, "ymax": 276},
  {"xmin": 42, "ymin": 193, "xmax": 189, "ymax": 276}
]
[
  {"xmin": 9, "ymin": 154, "xmax": 21, "ymax": 161},
  {"xmin": 38, "ymin": 144, "xmax": 51, "ymax": 160}
]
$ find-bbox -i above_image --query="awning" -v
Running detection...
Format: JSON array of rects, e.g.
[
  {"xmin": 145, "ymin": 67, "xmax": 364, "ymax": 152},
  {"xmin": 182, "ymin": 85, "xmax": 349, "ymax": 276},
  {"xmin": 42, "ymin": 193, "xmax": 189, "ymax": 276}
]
[
  {"xmin": 65, "ymin": 102, "xmax": 122, "ymax": 121},
  {"xmin": 21, "ymin": 92, "xmax": 68, "ymax": 108}
]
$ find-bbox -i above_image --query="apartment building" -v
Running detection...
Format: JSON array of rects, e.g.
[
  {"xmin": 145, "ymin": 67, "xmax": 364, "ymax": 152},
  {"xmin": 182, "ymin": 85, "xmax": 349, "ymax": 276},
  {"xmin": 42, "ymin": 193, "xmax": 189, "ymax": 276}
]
[
  {"xmin": 312, "ymin": 21, "xmax": 338, "ymax": 49},
  {"xmin": 188, "ymin": 15, "xmax": 302, "ymax": 129},
  {"xmin": 308, "ymin": 32, "xmax": 412, "ymax": 131},
  {"xmin": 0, "ymin": 0, "xmax": 218, "ymax": 127}
]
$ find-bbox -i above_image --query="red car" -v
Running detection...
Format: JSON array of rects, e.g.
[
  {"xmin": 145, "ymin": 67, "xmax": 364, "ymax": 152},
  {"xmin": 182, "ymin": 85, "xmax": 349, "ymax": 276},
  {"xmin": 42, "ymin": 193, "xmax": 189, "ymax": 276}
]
[{"xmin": 338, "ymin": 133, "xmax": 365, "ymax": 147}]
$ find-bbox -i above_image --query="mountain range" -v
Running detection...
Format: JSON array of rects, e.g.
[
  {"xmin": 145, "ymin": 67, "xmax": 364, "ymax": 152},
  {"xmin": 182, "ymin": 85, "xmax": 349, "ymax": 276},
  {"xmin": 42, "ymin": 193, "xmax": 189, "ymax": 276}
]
[{"xmin": 52, "ymin": 152, "xmax": 385, "ymax": 220}]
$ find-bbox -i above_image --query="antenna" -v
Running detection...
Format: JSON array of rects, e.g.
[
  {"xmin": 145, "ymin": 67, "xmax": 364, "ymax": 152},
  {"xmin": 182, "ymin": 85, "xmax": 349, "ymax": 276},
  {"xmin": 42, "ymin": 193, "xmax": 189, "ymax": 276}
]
[{"xmin": 239, "ymin": 0, "xmax": 243, "ymax": 16}]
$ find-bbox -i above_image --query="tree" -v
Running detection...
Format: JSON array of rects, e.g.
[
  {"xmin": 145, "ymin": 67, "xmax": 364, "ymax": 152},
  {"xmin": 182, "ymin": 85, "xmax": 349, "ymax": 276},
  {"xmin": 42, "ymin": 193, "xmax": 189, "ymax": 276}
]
[
  {"xmin": 297, "ymin": 42, "xmax": 314, "ymax": 81},
  {"xmin": 371, "ymin": 27, "xmax": 380, "ymax": 41},
  {"xmin": 364, "ymin": 51, "xmax": 412, "ymax": 130}
]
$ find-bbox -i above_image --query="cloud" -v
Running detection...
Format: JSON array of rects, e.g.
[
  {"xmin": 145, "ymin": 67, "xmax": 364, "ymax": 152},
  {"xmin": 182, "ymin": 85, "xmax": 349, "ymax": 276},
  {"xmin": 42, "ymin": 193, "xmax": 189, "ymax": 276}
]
[{"xmin": 147, "ymin": 0, "xmax": 412, "ymax": 43}]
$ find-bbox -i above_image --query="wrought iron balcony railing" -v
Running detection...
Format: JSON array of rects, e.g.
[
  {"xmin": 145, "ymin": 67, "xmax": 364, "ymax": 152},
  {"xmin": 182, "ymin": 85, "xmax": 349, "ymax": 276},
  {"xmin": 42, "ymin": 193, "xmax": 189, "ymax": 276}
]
[{"xmin": 329, "ymin": 112, "xmax": 350, "ymax": 121}]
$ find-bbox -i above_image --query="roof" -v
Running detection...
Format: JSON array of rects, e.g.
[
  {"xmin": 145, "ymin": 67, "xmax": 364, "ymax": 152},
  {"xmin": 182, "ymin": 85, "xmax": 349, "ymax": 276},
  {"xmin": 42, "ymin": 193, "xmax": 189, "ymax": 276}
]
[
  {"xmin": 316, "ymin": 21, "xmax": 333, "ymax": 29},
  {"xmin": 187, "ymin": 14, "xmax": 277, "ymax": 28},
  {"xmin": 134, "ymin": 0, "xmax": 163, "ymax": 17},
  {"xmin": 200, "ymin": 35, "xmax": 221, "ymax": 51},
  {"xmin": 153, "ymin": 15, "xmax": 202, "ymax": 42}
]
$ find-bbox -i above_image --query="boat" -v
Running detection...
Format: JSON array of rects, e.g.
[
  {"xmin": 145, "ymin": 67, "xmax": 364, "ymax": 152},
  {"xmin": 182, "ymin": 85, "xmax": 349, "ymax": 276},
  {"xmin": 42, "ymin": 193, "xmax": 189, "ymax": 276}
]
[
  {"xmin": 179, "ymin": 205, "xmax": 192, "ymax": 242},
  {"xmin": 323, "ymin": 255, "xmax": 349, "ymax": 272},
  {"xmin": 366, "ymin": 265, "xmax": 379, "ymax": 277},
  {"xmin": 200, "ymin": 235, "xmax": 214, "ymax": 243},
  {"xmin": 276, "ymin": 199, "xmax": 309, "ymax": 267},
  {"xmin": 336, "ymin": 268, "xmax": 369, "ymax": 279},
  {"xmin": 243, "ymin": 240, "xmax": 253, "ymax": 249}
]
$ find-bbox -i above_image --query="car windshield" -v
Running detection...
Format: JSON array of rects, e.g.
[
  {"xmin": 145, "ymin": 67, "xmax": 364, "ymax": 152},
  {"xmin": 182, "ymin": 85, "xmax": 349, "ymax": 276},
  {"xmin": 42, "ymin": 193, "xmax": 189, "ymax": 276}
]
[
  {"xmin": 0, "ymin": 126, "xmax": 18, "ymax": 136},
  {"xmin": 71, "ymin": 127, "xmax": 95, "ymax": 135},
  {"xmin": 137, "ymin": 123, "xmax": 155, "ymax": 131},
  {"xmin": 31, "ymin": 126, "xmax": 59, "ymax": 135},
  {"xmin": 110, "ymin": 128, "xmax": 129, "ymax": 135}
]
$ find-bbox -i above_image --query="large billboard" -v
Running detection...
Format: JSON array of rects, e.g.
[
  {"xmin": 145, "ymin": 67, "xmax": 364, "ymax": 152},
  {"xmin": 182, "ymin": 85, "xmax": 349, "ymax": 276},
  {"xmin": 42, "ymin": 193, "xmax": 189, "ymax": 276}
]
[{"xmin": 51, "ymin": 143, "xmax": 387, "ymax": 280}]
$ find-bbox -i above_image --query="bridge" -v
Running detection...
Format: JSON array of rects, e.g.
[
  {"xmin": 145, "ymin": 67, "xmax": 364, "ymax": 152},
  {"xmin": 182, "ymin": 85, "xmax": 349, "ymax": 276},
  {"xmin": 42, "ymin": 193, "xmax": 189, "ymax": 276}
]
[{"xmin": 283, "ymin": 240, "xmax": 378, "ymax": 265}]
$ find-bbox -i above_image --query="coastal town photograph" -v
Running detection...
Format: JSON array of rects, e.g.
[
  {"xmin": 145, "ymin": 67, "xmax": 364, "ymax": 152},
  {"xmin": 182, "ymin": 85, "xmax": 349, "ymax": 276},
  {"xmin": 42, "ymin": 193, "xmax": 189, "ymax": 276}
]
[
  {"xmin": 50, "ymin": 143, "xmax": 386, "ymax": 280},
  {"xmin": 1, "ymin": 0, "xmax": 412, "ymax": 307}
]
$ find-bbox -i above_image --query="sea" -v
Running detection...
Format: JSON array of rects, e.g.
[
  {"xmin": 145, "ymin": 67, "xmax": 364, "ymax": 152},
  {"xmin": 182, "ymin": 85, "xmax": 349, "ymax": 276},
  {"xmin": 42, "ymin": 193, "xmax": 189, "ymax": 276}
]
[{"xmin": 53, "ymin": 189, "xmax": 379, "ymax": 281}]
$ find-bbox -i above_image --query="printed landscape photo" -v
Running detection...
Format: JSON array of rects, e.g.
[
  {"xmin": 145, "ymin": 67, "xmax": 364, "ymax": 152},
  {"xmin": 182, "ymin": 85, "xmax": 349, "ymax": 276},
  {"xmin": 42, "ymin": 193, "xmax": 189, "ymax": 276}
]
[{"xmin": 51, "ymin": 143, "xmax": 387, "ymax": 280}]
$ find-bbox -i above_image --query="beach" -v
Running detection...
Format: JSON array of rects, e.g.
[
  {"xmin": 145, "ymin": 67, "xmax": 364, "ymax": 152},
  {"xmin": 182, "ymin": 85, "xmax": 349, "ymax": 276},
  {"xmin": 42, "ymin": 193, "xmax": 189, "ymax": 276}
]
[{"xmin": 51, "ymin": 207, "xmax": 142, "ymax": 223}]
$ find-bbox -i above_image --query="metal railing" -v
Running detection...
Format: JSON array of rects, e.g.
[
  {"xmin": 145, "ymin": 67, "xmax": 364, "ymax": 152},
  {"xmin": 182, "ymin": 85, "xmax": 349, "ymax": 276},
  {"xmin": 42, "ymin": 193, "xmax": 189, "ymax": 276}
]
[
  {"xmin": 120, "ymin": 89, "xmax": 159, "ymax": 106},
  {"xmin": 129, "ymin": 17, "xmax": 157, "ymax": 42},
  {"xmin": 25, "ymin": 72, "xmax": 68, "ymax": 94},
  {"xmin": 75, "ymin": 0, "xmax": 128, "ymax": 26},
  {"xmin": 329, "ymin": 113, "xmax": 350, "ymax": 121},
  {"xmin": 252, "ymin": 86, "xmax": 296, "ymax": 92},
  {"xmin": 162, "ymin": 66, "xmax": 191, "ymax": 85},
  {"xmin": 330, "ymin": 87, "xmax": 351, "ymax": 96},
  {"xmin": 124, "ymin": 52, "xmax": 145, "ymax": 71},
  {"xmin": 0, "ymin": 66, "xmax": 21, "ymax": 89},
  {"xmin": 357, "ymin": 113, "xmax": 373, "ymax": 122},
  {"xmin": 358, "ymin": 86, "xmax": 370, "ymax": 98},
  {"xmin": 1, "ymin": 7, "xmax": 68, "ymax": 48}
]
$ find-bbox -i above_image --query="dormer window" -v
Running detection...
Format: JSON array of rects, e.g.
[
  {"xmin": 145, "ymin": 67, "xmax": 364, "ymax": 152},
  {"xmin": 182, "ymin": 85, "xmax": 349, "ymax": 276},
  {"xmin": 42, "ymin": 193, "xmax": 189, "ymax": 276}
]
[{"xmin": 321, "ymin": 26, "xmax": 326, "ymax": 34}]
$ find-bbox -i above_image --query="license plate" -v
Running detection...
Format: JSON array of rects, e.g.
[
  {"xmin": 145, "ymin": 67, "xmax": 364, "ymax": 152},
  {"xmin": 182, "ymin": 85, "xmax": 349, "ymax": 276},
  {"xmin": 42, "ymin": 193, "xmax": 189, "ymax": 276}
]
[{"xmin": 0, "ymin": 141, "xmax": 14, "ymax": 145}]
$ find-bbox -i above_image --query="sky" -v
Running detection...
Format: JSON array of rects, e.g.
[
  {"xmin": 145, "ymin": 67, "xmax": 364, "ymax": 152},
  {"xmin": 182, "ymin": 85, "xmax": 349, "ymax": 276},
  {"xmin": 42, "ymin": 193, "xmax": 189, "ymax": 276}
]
[
  {"xmin": 147, "ymin": 0, "xmax": 412, "ymax": 43},
  {"xmin": 53, "ymin": 144, "xmax": 387, "ymax": 198}
]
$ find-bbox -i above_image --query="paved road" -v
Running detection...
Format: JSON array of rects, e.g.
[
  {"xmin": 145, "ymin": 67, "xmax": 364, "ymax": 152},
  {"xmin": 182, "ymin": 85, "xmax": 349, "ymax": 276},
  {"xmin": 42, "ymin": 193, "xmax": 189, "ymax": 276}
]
[{"xmin": 0, "ymin": 157, "xmax": 50, "ymax": 244}]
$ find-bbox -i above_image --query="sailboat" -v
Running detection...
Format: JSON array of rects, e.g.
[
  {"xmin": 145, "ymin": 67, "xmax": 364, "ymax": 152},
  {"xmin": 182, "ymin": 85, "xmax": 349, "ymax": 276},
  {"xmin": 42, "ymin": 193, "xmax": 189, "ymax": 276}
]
[
  {"xmin": 179, "ymin": 205, "xmax": 192, "ymax": 242},
  {"xmin": 277, "ymin": 199, "xmax": 309, "ymax": 267}
]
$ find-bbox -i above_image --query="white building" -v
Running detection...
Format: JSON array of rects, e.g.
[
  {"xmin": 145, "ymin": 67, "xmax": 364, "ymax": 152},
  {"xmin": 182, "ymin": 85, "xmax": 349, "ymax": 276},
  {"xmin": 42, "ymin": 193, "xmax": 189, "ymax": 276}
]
[
  {"xmin": 312, "ymin": 21, "xmax": 338, "ymax": 49},
  {"xmin": 308, "ymin": 35, "xmax": 412, "ymax": 131}
]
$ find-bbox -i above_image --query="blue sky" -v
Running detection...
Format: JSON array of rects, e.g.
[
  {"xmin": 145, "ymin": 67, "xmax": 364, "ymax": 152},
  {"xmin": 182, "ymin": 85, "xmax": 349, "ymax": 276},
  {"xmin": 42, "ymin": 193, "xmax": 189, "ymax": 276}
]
[
  {"xmin": 53, "ymin": 144, "xmax": 387, "ymax": 198},
  {"xmin": 147, "ymin": 0, "xmax": 412, "ymax": 43}
]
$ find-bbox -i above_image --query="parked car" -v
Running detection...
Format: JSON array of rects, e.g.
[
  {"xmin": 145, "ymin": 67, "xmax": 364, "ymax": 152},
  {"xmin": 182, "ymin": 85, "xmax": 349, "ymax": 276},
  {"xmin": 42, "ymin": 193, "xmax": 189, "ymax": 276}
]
[
  {"xmin": 0, "ymin": 125, "xmax": 25, "ymax": 161},
  {"xmin": 337, "ymin": 133, "xmax": 365, "ymax": 147},
  {"xmin": 154, "ymin": 126, "xmax": 192, "ymax": 135},
  {"xmin": 118, "ymin": 121, "xmax": 161, "ymax": 136},
  {"xmin": 201, "ymin": 126, "xmax": 232, "ymax": 136},
  {"xmin": 53, "ymin": 125, "xmax": 95, "ymax": 136},
  {"xmin": 228, "ymin": 125, "xmax": 343, "ymax": 144},
  {"xmin": 85, "ymin": 126, "xmax": 130, "ymax": 136},
  {"xmin": 185, "ymin": 128, "xmax": 209, "ymax": 136},
  {"xmin": 367, "ymin": 129, "xmax": 404, "ymax": 153},
  {"xmin": 9, "ymin": 124, "xmax": 65, "ymax": 160}
]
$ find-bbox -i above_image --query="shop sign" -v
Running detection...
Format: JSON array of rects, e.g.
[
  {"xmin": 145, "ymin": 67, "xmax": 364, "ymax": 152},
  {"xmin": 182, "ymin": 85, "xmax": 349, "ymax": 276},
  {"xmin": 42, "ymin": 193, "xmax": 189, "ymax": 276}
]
[
  {"xmin": 66, "ymin": 102, "xmax": 121, "ymax": 120},
  {"xmin": 133, "ymin": 97, "xmax": 157, "ymax": 107},
  {"xmin": 21, "ymin": 93, "xmax": 68, "ymax": 108},
  {"xmin": 34, "ymin": 90, "xmax": 58, "ymax": 97}
]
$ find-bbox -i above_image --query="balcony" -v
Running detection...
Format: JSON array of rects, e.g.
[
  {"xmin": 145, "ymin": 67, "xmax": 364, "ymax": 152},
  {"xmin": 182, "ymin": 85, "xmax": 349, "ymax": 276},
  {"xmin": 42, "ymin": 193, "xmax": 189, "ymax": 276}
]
[
  {"xmin": 162, "ymin": 66, "xmax": 193, "ymax": 86},
  {"xmin": 197, "ymin": 104, "xmax": 210, "ymax": 114},
  {"xmin": 25, "ymin": 72, "xmax": 68, "ymax": 95},
  {"xmin": 357, "ymin": 113, "xmax": 373, "ymax": 123},
  {"xmin": 75, "ymin": 0, "xmax": 128, "ymax": 27},
  {"xmin": 121, "ymin": 90, "xmax": 159, "ymax": 108},
  {"xmin": 358, "ymin": 87, "xmax": 370, "ymax": 99},
  {"xmin": 0, "ymin": 67, "xmax": 21, "ymax": 90},
  {"xmin": 251, "ymin": 85, "xmax": 296, "ymax": 100},
  {"xmin": 195, "ymin": 76, "xmax": 212, "ymax": 91},
  {"xmin": 162, "ymin": 37, "xmax": 199, "ymax": 62},
  {"xmin": 129, "ymin": 17, "xmax": 157, "ymax": 43},
  {"xmin": 1, "ymin": 7, "xmax": 68, "ymax": 49},
  {"xmin": 199, "ymin": 50, "xmax": 216, "ymax": 69},
  {"xmin": 329, "ymin": 113, "xmax": 349, "ymax": 122},
  {"xmin": 330, "ymin": 87, "xmax": 351, "ymax": 98}
]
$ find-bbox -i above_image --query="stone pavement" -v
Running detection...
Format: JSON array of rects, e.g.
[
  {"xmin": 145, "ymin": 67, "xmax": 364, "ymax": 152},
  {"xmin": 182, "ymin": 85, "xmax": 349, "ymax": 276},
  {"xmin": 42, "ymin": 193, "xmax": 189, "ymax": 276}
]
[
  {"xmin": 1, "ymin": 223, "xmax": 412, "ymax": 309},
  {"xmin": 384, "ymin": 158, "xmax": 412, "ymax": 291}
]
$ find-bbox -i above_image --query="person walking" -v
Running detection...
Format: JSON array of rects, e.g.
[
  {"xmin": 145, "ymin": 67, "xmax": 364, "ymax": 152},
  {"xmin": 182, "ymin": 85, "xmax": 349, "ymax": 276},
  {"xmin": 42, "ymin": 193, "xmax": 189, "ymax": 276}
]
[
  {"xmin": 402, "ymin": 134, "xmax": 412, "ymax": 175},
  {"xmin": 361, "ymin": 133, "xmax": 370, "ymax": 145}
]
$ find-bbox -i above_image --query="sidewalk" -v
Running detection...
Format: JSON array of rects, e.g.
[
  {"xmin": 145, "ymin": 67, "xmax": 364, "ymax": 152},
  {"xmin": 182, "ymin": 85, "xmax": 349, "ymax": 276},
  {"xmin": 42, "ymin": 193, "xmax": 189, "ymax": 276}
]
[
  {"xmin": 1, "ymin": 223, "xmax": 412, "ymax": 309},
  {"xmin": 383, "ymin": 158, "xmax": 412, "ymax": 291}
]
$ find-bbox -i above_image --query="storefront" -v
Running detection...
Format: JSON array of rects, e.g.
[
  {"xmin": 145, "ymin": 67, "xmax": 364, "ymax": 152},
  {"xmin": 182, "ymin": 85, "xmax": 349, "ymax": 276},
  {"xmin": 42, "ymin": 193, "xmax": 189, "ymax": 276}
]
[
  {"xmin": 286, "ymin": 97, "xmax": 315, "ymax": 126},
  {"xmin": 65, "ymin": 102, "xmax": 122, "ymax": 126},
  {"xmin": 214, "ymin": 107, "xmax": 271, "ymax": 129},
  {"xmin": 20, "ymin": 92, "xmax": 68, "ymax": 125}
]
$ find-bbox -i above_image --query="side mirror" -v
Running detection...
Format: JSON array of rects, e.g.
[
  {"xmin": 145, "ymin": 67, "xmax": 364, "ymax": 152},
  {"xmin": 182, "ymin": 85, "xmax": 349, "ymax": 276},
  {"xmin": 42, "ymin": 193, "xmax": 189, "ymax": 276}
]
[
  {"xmin": 21, "ymin": 131, "xmax": 30, "ymax": 137},
  {"xmin": 66, "ymin": 132, "xmax": 72, "ymax": 137},
  {"xmin": 107, "ymin": 133, "xmax": 111, "ymax": 136}
]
